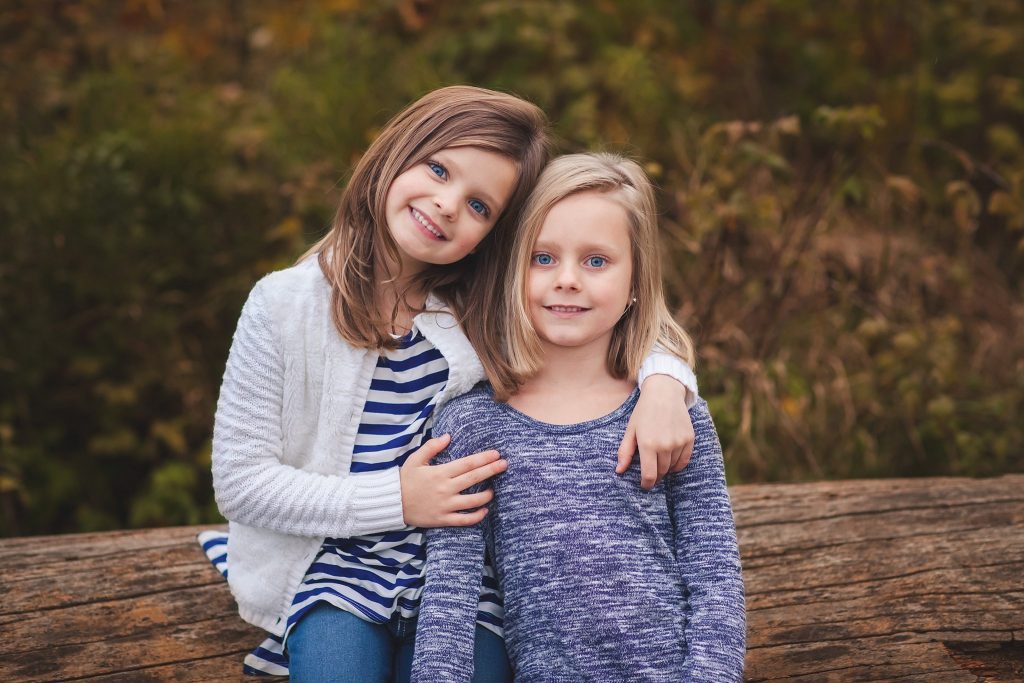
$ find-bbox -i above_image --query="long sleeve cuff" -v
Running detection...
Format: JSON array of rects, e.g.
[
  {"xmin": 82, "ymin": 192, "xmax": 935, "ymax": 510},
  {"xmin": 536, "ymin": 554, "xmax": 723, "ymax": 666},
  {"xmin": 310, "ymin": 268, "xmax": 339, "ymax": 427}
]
[
  {"xmin": 347, "ymin": 467, "xmax": 406, "ymax": 535},
  {"xmin": 639, "ymin": 354, "xmax": 699, "ymax": 408}
]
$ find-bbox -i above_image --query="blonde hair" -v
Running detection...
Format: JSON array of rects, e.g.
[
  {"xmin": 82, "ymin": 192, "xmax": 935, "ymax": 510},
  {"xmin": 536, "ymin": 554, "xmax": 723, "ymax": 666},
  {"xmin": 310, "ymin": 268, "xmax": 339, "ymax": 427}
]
[
  {"xmin": 497, "ymin": 153, "xmax": 695, "ymax": 400},
  {"xmin": 301, "ymin": 86, "xmax": 550, "ymax": 382}
]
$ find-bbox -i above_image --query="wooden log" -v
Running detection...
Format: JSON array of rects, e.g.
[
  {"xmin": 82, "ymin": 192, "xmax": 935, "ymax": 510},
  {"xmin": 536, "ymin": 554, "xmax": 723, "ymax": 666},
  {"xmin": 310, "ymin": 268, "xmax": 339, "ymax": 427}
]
[
  {"xmin": 1, "ymin": 474, "xmax": 1021, "ymax": 681},
  {"xmin": 737, "ymin": 475, "xmax": 1024, "ymax": 682}
]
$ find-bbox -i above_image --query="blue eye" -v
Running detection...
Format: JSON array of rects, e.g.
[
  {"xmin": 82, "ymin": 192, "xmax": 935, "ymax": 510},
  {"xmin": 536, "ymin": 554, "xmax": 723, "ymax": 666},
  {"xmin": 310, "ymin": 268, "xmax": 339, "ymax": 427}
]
[
  {"xmin": 427, "ymin": 161, "xmax": 447, "ymax": 179},
  {"xmin": 586, "ymin": 256, "xmax": 607, "ymax": 268},
  {"xmin": 533, "ymin": 253, "xmax": 554, "ymax": 266},
  {"xmin": 468, "ymin": 198, "xmax": 490, "ymax": 217}
]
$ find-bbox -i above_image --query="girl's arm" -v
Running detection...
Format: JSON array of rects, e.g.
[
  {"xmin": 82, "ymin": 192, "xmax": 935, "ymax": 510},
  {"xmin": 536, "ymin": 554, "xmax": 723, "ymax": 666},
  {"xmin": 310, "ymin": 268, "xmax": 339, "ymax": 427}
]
[
  {"xmin": 412, "ymin": 523, "xmax": 487, "ymax": 682},
  {"xmin": 211, "ymin": 282, "xmax": 407, "ymax": 537},
  {"xmin": 619, "ymin": 351, "xmax": 700, "ymax": 489},
  {"xmin": 213, "ymin": 282, "xmax": 499, "ymax": 536},
  {"xmin": 666, "ymin": 400, "xmax": 746, "ymax": 681},
  {"xmin": 411, "ymin": 409, "xmax": 489, "ymax": 683},
  {"xmin": 640, "ymin": 348, "xmax": 699, "ymax": 407}
]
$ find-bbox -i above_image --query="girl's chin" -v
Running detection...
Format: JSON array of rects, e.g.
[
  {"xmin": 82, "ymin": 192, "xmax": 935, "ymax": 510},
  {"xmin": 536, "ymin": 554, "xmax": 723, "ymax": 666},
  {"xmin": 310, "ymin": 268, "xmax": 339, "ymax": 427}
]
[
  {"xmin": 391, "ymin": 242, "xmax": 470, "ymax": 271},
  {"xmin": 538, "ymin": 332, "xmax": 610, "ymax": 350}
]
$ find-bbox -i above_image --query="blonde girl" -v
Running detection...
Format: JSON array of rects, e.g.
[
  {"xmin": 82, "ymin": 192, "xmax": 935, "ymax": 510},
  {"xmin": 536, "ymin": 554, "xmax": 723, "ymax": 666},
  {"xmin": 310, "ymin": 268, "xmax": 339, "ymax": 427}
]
[
  {"xmin": 413, "ymin": 153, "xmax": 745, "ymax": 681},
  {"xmin": 206, "ymin": 90, "xmax": 699, "ymax": 681}
]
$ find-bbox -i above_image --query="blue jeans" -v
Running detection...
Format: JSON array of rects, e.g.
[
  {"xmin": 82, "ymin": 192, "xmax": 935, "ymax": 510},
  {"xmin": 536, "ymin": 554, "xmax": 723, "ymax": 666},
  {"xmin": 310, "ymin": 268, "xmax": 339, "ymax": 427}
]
[{"xmin": 287, "ymin": 604, "xmax": 512, "ymax": 683}]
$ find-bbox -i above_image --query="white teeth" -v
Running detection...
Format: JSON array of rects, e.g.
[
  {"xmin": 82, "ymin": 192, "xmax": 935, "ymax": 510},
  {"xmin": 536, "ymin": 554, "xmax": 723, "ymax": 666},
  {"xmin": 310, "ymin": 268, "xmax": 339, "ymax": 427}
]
[
  {"xmin": 411, "ymin": 208, "xmax": 444, "ymax": 239},
  {"xmin": 548, "ymin": 305, "xmax": 586, "ymax": 312}
]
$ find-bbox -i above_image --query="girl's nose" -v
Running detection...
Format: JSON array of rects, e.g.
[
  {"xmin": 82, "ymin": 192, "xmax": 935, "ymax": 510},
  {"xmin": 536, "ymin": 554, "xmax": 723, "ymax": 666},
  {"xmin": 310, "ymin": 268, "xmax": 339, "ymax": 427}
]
[
  {"xmin": 433, "ymin": 192, "xmax": 458, "ymax": 220},
  {"xmin": 554, "ymin": 265, "xmax": 581, "ymax": 291}
]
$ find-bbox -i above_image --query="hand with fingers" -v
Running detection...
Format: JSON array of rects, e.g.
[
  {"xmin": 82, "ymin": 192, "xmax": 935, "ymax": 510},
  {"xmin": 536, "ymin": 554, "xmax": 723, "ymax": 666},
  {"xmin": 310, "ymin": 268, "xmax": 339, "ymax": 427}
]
[
  {"xmin": 616, "ymin": 374, "xmax": 695, "ymax": 490},
  {"xmin": 399, "ymin": 433, "xmax": 508, "ymax": 527}
]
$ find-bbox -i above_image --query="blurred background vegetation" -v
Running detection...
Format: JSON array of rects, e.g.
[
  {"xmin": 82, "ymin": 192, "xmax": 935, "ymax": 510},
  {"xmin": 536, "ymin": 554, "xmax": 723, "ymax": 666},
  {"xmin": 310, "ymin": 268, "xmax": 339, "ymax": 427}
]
[{"xmin": 1, "ymin": 0, "xmax": 1022, "ymax": 536}]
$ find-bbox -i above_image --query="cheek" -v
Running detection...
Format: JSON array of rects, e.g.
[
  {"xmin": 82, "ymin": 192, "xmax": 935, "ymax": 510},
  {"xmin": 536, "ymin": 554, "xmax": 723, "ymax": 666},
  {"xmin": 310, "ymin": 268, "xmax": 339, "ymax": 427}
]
[
  {"xmin": 454, "ymin": 223, "xmax": 493, "ymax": 253},
  {"xmin": 600, "ymin": 272, "xmax": 632, "ymax": 310},
  {"xmin": 461, "ymin": 228, "xmax": 487, "ymax": 249},
  {"xmin": 385, "ymin": 172, "xmax": 416, "ymax": 209},
  {"xmin": 526, "ymin": 280, "xmax": 546, "ymax": 326},
  {"xmin": 526, "ymin": 269, "xmax": 547, "ymax": 301},
  {"xmin": 525, "ymin": 276, "xmax": 546, "ymax": 321}
]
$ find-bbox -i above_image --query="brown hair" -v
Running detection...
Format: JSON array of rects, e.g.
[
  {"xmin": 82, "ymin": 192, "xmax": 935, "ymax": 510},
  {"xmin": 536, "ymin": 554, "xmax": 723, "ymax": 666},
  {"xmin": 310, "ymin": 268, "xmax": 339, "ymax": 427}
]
[
  {"xmin": 497, "ymin": 153, "xmax": 695, "ymax": 400},
  {"xmin": 301, "ymin": 86, "xmax": 550, "ymax": 383}
]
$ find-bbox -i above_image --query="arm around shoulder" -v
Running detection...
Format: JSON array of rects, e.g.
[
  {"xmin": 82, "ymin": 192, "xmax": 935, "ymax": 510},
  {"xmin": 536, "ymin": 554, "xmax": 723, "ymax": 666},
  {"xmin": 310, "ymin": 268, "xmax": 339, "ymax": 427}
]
[
  {"xmin": 668, "ymin": 400, "xmax": 746, "ymax": 681},
  {"xmin": 639, "ymin": 347, "xmax": 698, "ymax": 407},
  {"xmin": 625, "ymin": 352, "xmax": 699, "ymax": 485},
  {"xmin": 211, "ymin": 281, "xmax": 405, "ymax": 538}
]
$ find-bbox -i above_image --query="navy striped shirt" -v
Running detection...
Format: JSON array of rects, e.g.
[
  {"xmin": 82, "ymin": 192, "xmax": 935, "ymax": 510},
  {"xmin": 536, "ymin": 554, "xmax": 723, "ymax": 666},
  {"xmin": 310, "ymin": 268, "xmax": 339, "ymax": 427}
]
[{"xmin": 200, "ymin": 326, "xmax": 503, "ymax": 676}]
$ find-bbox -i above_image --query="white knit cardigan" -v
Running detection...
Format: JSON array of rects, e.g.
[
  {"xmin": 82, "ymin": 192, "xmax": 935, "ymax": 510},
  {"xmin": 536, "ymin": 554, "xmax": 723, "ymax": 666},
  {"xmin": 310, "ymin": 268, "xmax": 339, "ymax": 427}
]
[{"xmin": 212, "ymin": 257, "xmax": 697, "ymax": 636}]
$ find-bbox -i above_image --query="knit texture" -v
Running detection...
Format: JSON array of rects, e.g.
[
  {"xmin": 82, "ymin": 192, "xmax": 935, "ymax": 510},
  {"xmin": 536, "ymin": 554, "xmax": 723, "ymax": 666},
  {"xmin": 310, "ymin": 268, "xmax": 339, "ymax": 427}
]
[
  {"xmin": 211, "ymin": 258, "xmax": 486, "ymax": 635},
  {"xmin": 412, "ymin": 388, "xmax": 745, "ymax": 682},
  {"xmin": 639, "ymin": 346, "xmax": 699, "ymax": 408}
]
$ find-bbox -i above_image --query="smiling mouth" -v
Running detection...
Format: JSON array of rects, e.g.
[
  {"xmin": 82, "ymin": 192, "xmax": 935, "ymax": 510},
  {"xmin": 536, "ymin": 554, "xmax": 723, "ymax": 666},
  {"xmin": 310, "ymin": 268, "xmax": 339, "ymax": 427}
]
[
  {"xmin": 410, "ymin": 207, "xmax": 447, "ymax": 240},
  {"xmin": 545, "ymin": 305, "xmax": 590, "ymax": 314}
]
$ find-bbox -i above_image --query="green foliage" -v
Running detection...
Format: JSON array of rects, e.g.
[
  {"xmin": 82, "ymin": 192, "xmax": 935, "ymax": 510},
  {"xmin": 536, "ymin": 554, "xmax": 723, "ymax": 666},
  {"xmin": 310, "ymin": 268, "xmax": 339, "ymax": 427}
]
[{"xmin": 1, "ymin": 0, "xmax": 1021, "ymax": 535}]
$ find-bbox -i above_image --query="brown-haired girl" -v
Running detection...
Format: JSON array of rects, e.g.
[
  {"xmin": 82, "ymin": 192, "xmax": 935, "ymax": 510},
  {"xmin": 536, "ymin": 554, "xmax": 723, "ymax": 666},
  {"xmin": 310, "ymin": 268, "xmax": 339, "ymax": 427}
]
[
  {"xmin": 414, "ymin": 153, "xmax": 744, "ymax": 681},
  {"xmin": 205, "ymin": 89, "xmax": 699, "ymax": 680}
]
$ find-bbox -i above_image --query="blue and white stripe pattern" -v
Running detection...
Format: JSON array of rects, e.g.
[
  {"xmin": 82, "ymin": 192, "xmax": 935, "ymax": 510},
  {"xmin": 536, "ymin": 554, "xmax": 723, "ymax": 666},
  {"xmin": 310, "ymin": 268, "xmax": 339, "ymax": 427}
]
[
  {"xmin": 198, "ymin": 530, "xmax": 288, "ymax": 675},
  {"xmin": 199, "ymin": 325, "xmax": 503, "ymax": 676}
]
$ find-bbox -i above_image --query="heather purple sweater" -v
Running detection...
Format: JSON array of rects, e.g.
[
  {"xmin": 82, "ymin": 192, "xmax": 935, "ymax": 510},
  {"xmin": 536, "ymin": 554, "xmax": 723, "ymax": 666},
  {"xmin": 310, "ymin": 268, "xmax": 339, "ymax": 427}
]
[{"xmin": 411, "ymin": 386, "xmax": 745, "ymax": 682}]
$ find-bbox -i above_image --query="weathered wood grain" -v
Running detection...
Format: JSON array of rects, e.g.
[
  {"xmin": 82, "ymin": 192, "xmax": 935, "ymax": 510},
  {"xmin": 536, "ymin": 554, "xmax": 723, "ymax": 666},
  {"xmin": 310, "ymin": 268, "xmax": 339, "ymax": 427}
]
[
  {"xmin": 1, "ymin": 474, "xmax": 1021, "ymax": 681},
  {"xmin": 736, "ymin": 474, "xmax": 1024, "ymax": 682}
]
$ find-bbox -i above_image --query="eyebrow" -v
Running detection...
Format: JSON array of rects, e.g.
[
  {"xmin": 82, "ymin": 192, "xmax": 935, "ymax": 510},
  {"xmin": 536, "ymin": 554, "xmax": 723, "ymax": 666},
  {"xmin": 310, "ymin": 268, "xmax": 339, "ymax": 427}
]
[
  {"xmin": 434, "ymin": 152, "xmax": 503, "ymax": 211},
  {"xmin": 533, "ymin": 239, "xmax": 621, "ymax": 254}
]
